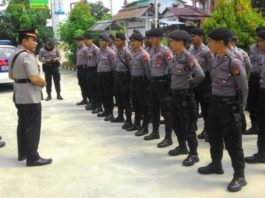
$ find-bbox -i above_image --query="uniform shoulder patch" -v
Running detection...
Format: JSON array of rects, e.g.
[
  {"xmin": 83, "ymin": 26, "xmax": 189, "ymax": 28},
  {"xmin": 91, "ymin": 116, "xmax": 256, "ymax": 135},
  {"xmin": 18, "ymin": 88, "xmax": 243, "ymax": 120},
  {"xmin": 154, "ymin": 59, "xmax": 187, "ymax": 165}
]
[
  {"xmin": 187, "ymin": 56, "xmax": 195, "ymax": 69},
  {"xmin": 231, "ymin": 64, "xmax": 241, "ymax": 76},
  {"xmin": 143, "ymin": 52, "xmax": 150, "ymax": 62},
  {"xmin": 165, "ymin": 50, "xmax": 172, "ymax": 61}
]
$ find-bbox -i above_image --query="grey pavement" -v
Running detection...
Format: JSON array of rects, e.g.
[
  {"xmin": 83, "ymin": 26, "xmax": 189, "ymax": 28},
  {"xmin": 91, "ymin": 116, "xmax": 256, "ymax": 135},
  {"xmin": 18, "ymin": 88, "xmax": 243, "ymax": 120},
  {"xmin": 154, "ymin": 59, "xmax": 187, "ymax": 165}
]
[{"xmin": 0, "ymin": 69, "xmax": 264, "ymax": 198}]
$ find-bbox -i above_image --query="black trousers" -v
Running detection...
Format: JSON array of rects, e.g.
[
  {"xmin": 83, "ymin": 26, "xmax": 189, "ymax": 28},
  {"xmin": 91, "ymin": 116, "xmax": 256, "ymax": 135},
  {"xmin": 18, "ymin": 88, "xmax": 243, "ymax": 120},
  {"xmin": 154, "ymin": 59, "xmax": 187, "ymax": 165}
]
[
  {"xmin": 44, "ymin": 66, "xmax": 61, "ymax": 95},
  {"xmin": 150, "ymin": 76, "xmax": 172, "ymax": 138},
  {"xmin": 87, "ymin": 67, "xmax": 99, "ymax": 106},
  {"xmin": 171, "ymin": 90, "xmax": 198, "ymax": 155},
  {"xmin": 257, "ymin": 88, "xmax": 265, "ymax": 158},
  {"xmin": 114, "ymin": 72, "xmax": 132, "ymax": 121},
  {"xmin": 206, "ymin": 96, "xmax": 245, "ymax": 178},
  {"xmin": 246, "ymin": 73, "xmax": 260, "ymax": 127},
  {"xmin": 15, "ymin": 103, "xmax": 41, "ymax": 161},
  {"xmin": 194, "ymin": 71, "xmax": 211, "ymax": 128},
  {"xmin": 97, "ymin": 72, "xmax": 114, "ymax": 115},
  {"xmin": 130, "ymin": 76, "xmax": 150, "ymax": 127},
  {"xmin": 77, "ymin": 66, "xmax": 88, "ymax": 102}
]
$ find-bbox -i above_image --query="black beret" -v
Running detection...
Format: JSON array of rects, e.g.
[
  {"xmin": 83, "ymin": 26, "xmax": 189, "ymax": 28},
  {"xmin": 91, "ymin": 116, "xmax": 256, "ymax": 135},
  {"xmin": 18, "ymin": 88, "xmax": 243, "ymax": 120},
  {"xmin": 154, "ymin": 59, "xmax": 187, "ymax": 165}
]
[
  {"xmin": 191, "ymin": 27, "xmax": 204, "ymax": 36},
  {"xmin": 133, "ymin": 29, "xmax": 141, "ymax": 34},
  {"xmin": 208, "ymin": 28, "xmax": 233, "ymax": 41},
  {"xmin": 148, "ymin": 28, "xmax": 163, "ymax": 37},
  {"xmin": 256, "ymin": 26, "xmax": 265, "ymax": 33},
  {"xmin": 75, "ymin": 35, "xmax": 84, "ymax": 41},
  {"xmin": 169, "ymin": 30, "xmax": 190, "ymax": 41},
  {"xmin": 257, "ymin": 30, "xmax": 265, "ymax": 40},
  {"xmin": 99, "ymin": 33, "xmax": 109, "ymax": 41},
  {"xmin": 84, "ymin": 32, "xmax": 93, "ymax": 39},
  {"xmin": 19, "ymin": 28, "xmax": 38, "ymax": 37},
  {"xmin": 115, "ymin": 32, "xmax": 126, "ymax": 41},
  {"xmin": 231, "ymin": 33, "xmax": 238, "ymax": 41},
  {"xmin": 129, "ymin": 32, "xmax": 144, "ymax": 41},
  {"xmin": 109, "ymin": 34, "xmax": 115, "ymax": 40}
]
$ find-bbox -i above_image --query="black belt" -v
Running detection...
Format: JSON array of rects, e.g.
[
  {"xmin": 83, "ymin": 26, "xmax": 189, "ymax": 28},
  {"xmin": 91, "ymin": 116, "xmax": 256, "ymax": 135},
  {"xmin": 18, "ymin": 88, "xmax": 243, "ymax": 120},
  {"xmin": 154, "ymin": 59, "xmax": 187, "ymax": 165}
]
[
  {"xmin": 211, "ymin": 95, "xmax": 237, "ymax": 103},
  {"xmin": 151, "ymin": 75, "xmax": 167, "ymax": 81},
  {"xmin": 172, "ymin": 89, "xmax": 192, "ymax": 95},
  {"xmin": 131, "ymin": 75, "xmax": 145, "ymax": 80},
  {"xmin": 116, "ymin": 71, "xmax": 129, "ymax": 76},
  {"xmin": 250, "ymin": 72, "xmax": 260, "ymax": 77},
  {"xmin": 77, "ymin": 64, "xmax": 87, "ymax": 69},
  {"xmin": 87, "ymin": 66, "xmax": 97, "ymax": 71},
  {"xmin": 15, "ymin": 79, "xmax": 31, "ymax": 83}
]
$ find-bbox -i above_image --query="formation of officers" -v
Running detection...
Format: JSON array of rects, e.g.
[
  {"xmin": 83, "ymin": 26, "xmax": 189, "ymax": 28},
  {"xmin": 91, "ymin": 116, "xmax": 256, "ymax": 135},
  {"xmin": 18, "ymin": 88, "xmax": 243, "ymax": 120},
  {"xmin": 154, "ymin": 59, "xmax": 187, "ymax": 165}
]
[{"xmin": 75, "ymin": 26, "xmax": 265, "ymax": 193}]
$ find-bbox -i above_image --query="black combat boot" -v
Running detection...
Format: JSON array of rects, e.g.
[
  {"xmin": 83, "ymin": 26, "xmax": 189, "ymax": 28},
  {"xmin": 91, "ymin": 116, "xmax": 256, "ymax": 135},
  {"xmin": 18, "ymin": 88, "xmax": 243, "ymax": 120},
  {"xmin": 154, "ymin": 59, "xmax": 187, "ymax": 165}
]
[
  {"xmin": 135, "ymin": 126, "xmax": 148, "ymax": 136},
  {"xmin": 92, "ymin": 107, "xmax": 103, "ymax": 114},
  {"xmin": 144, "ymin": 130, "xmax": 160, "ymax": 141},
  {"xmin": 122, "ymin": 120, "xmax": 132, "ymax": 129},
  {"xmin": 157, "ymin": 138, "xmax": 173, "ymax": 148},
  {"xmin": 183, "ymin": 154, "xmax": 199, "ymax": 166},
  {"xmin": 245, "ymin": 153, "xmax": 265, "ymax": 164},
  {"xmin": 57, "ymin": 93, "xmax": 63, "ymax": 100},
  {"xmin": 45, "ymin": 94, "xmax": 52, "ymax": 101},
  {"xmin": 198, "ymin": 163, "xmax": 224, "ymax": 175},
  {"xmin": 198, "ymin": 129, "xmax": 206, "ymax": 139},
  {"xmin": 227, "ymin": 177, "xmax": 247, "ymax": 192},
  {"xmin": 126, "ymin": 121, "xmax": 141, "ymax": 131},
  {"xmin": 76, "ymin": 100, "xmax": 87, "ymax": 105},
  {"xmin": 168, "ymin": 146, "xmax": 189, "ymax": 156},
  {"xmin": 97, "ymin": 111, "xmax": 107, "ymax": 117}
]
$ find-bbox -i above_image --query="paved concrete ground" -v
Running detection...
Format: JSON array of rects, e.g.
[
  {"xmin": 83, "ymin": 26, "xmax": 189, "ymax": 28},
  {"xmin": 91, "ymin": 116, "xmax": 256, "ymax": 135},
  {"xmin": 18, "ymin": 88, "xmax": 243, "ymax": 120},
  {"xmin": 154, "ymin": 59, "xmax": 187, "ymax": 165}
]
[{"xmin": 0, "ymin": 69, "xmax": 264, "ymax": 198}]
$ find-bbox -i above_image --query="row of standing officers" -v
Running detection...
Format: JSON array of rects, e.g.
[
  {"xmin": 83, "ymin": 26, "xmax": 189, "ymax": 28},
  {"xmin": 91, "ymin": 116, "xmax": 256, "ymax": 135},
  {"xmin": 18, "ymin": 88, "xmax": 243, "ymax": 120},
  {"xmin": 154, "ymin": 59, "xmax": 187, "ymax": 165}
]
[{"xmin": 75, "ymin": 26, "xmax": 265, "ymax": 193}]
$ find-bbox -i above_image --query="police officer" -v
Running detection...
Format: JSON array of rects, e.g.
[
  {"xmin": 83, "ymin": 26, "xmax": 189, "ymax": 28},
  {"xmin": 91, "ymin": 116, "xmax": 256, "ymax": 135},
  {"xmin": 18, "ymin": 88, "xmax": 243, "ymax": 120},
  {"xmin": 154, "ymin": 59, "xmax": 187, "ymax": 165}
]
[
  {"xmin": 245, "ymin": 26, "xmax": 265, "ymax": 135},
  {"xmin": 144, "ymin": 31, "xmax": 152, "ymax": 54},
  {"xmin": 112, "ymin": 32, "xmax": 133, "ymax": 129},
  {"xmin": 245, "ymin": 29, "xmax": 265, "ymax": 164},
  {"xmin": 0, "ymin": 136, "xmax": 5, "ymax": 148},
  {"xmin": 143, "ymin": 28, "xmax": 173, "ymax": 148},
  {"xmin": 39, "ymin": 38, "xmax": 63, "ymax": 101},
  {"xmin": 108, "ymin": 34, "xmax": 116, "ymax": 51},
  {"xmin": 97, "ymin": 33, "xmax": 116, "ymax": 121},
  {"xmin": 190, "ymin": 27, "xmax": 212, "ymax": 141},
  {"xmin": 198, "ymin": 28, "xmax": 248, "ymax": 192},
  {"xmin": 9, "ymin": 28, "xmax": 52, "ymax": 166},
  {"xmin": 83, "ymin": 32, "xmax": 100, "ymax": 111},
  {"xmin": 167, "ymin": 30, "xmax": 204, "ymax": 167},
  {"xmin": 76, "ymin": 35, "xmax": 89, "ymax": 105},
  {"xmin": 126, "ymin": 32, "xmax": 151, "ymax": 136}
]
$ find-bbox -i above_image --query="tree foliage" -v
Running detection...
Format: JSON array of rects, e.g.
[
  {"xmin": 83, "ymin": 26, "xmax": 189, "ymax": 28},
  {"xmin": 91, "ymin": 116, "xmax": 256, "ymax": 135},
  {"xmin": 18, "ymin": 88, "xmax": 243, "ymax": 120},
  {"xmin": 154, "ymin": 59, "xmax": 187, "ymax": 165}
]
[
  {"xmin": 58, "ymin": 1, "xmax": 111, "ymax": 63},
  {"xmin": 202, "ymin": 0, "xmax": 265, "ymax": 49},
  {"xmin": 0, "ymin": 0, "xmax": 52, "ymax": 51}
]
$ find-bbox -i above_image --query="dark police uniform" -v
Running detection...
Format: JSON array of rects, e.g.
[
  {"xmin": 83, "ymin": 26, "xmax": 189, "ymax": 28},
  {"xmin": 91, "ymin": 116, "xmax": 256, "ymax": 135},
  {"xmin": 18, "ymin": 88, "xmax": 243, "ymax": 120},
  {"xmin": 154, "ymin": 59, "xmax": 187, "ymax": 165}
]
[
  {"xmin": 245, "ymin": 30, "xmax": 265, "ymax": 163},
  {"xmin": 246, "ymin": 43, "xmax": 262, "ymax": 134},
  {"xmin": 97, "ymin": 34, "xmax": 116, "ymax": 121},
  {"xmin": 38, "ymin": 43, "xmax": 62, "ymax": 100},
  {"xmin": 168, "ymin": 31, "xmax": 204, "ymax": 167},
  {"xmin": 143, "ymin": 28, "xmax": 173, "ymax": 148},
  {"xmin": 126, "ymin": 32, "xmax": 151, "ymax": 136},
  {"xmin": 190, "ymin": 28, "xmax": 213, "ymax": 140},
  {"xmin": 84, "ymin": 33, "xmax": 100, "ymax": 110},
  {"xmin": 9, "ymin": 29, "xmax": 51, "ymax": 166},
  {"xmin": 198, "ymin": 28, "xmax": 248, "ymax": 193},
  {"xmin": 76, "ymin": 37, "xmax": 89, "ymax": 105},
  {"xmin": 112, "ymin": 33, "xmax": 132, "ymax": 128}
]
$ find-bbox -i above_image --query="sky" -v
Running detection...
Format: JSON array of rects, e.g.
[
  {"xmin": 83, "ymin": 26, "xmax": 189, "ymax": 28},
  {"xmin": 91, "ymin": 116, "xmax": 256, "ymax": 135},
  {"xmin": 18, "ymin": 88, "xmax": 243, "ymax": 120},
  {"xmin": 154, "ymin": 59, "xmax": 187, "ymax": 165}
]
[{"xmin": 87, "ymin": 0, "xmax": 191, "ymax": 15}]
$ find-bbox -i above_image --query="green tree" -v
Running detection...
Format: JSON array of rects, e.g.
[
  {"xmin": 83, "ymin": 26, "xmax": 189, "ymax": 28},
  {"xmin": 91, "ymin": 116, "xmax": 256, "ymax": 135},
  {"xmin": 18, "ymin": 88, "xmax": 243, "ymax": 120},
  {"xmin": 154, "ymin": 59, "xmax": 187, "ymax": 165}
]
[
  {"xmin": 202, "ymin": 0, "xmax": 265, "ymax": 49},
  {"xmin": 0, "ymin": 0, "xmax": 52, "ymax": 51},
  {"xmin": 58, "ymin": 2, "xmax": 95, "ymax": 63},
  {"xmin": 88, "ymin": 1, "xmax": 110, "ymax": 21}
]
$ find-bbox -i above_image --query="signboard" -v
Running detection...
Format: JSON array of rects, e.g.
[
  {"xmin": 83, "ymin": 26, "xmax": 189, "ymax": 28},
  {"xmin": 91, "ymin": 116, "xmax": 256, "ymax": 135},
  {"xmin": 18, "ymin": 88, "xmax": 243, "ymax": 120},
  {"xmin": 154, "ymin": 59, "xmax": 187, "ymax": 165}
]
[{"xmin": 30, "ymin": 0, "xmax": 48, "ymax": 9}]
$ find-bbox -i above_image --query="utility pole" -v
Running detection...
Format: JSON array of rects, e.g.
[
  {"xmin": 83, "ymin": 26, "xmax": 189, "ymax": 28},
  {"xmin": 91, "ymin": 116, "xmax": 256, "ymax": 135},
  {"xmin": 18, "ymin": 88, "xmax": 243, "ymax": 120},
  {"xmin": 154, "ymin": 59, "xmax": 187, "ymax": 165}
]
[
  {"xmin": 109, "ymin": 0, "xmax": 113, "ymax": 33},
  {"xmin": 154, "ymin": 0, "xmax": 158, "ymax": 28}
]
